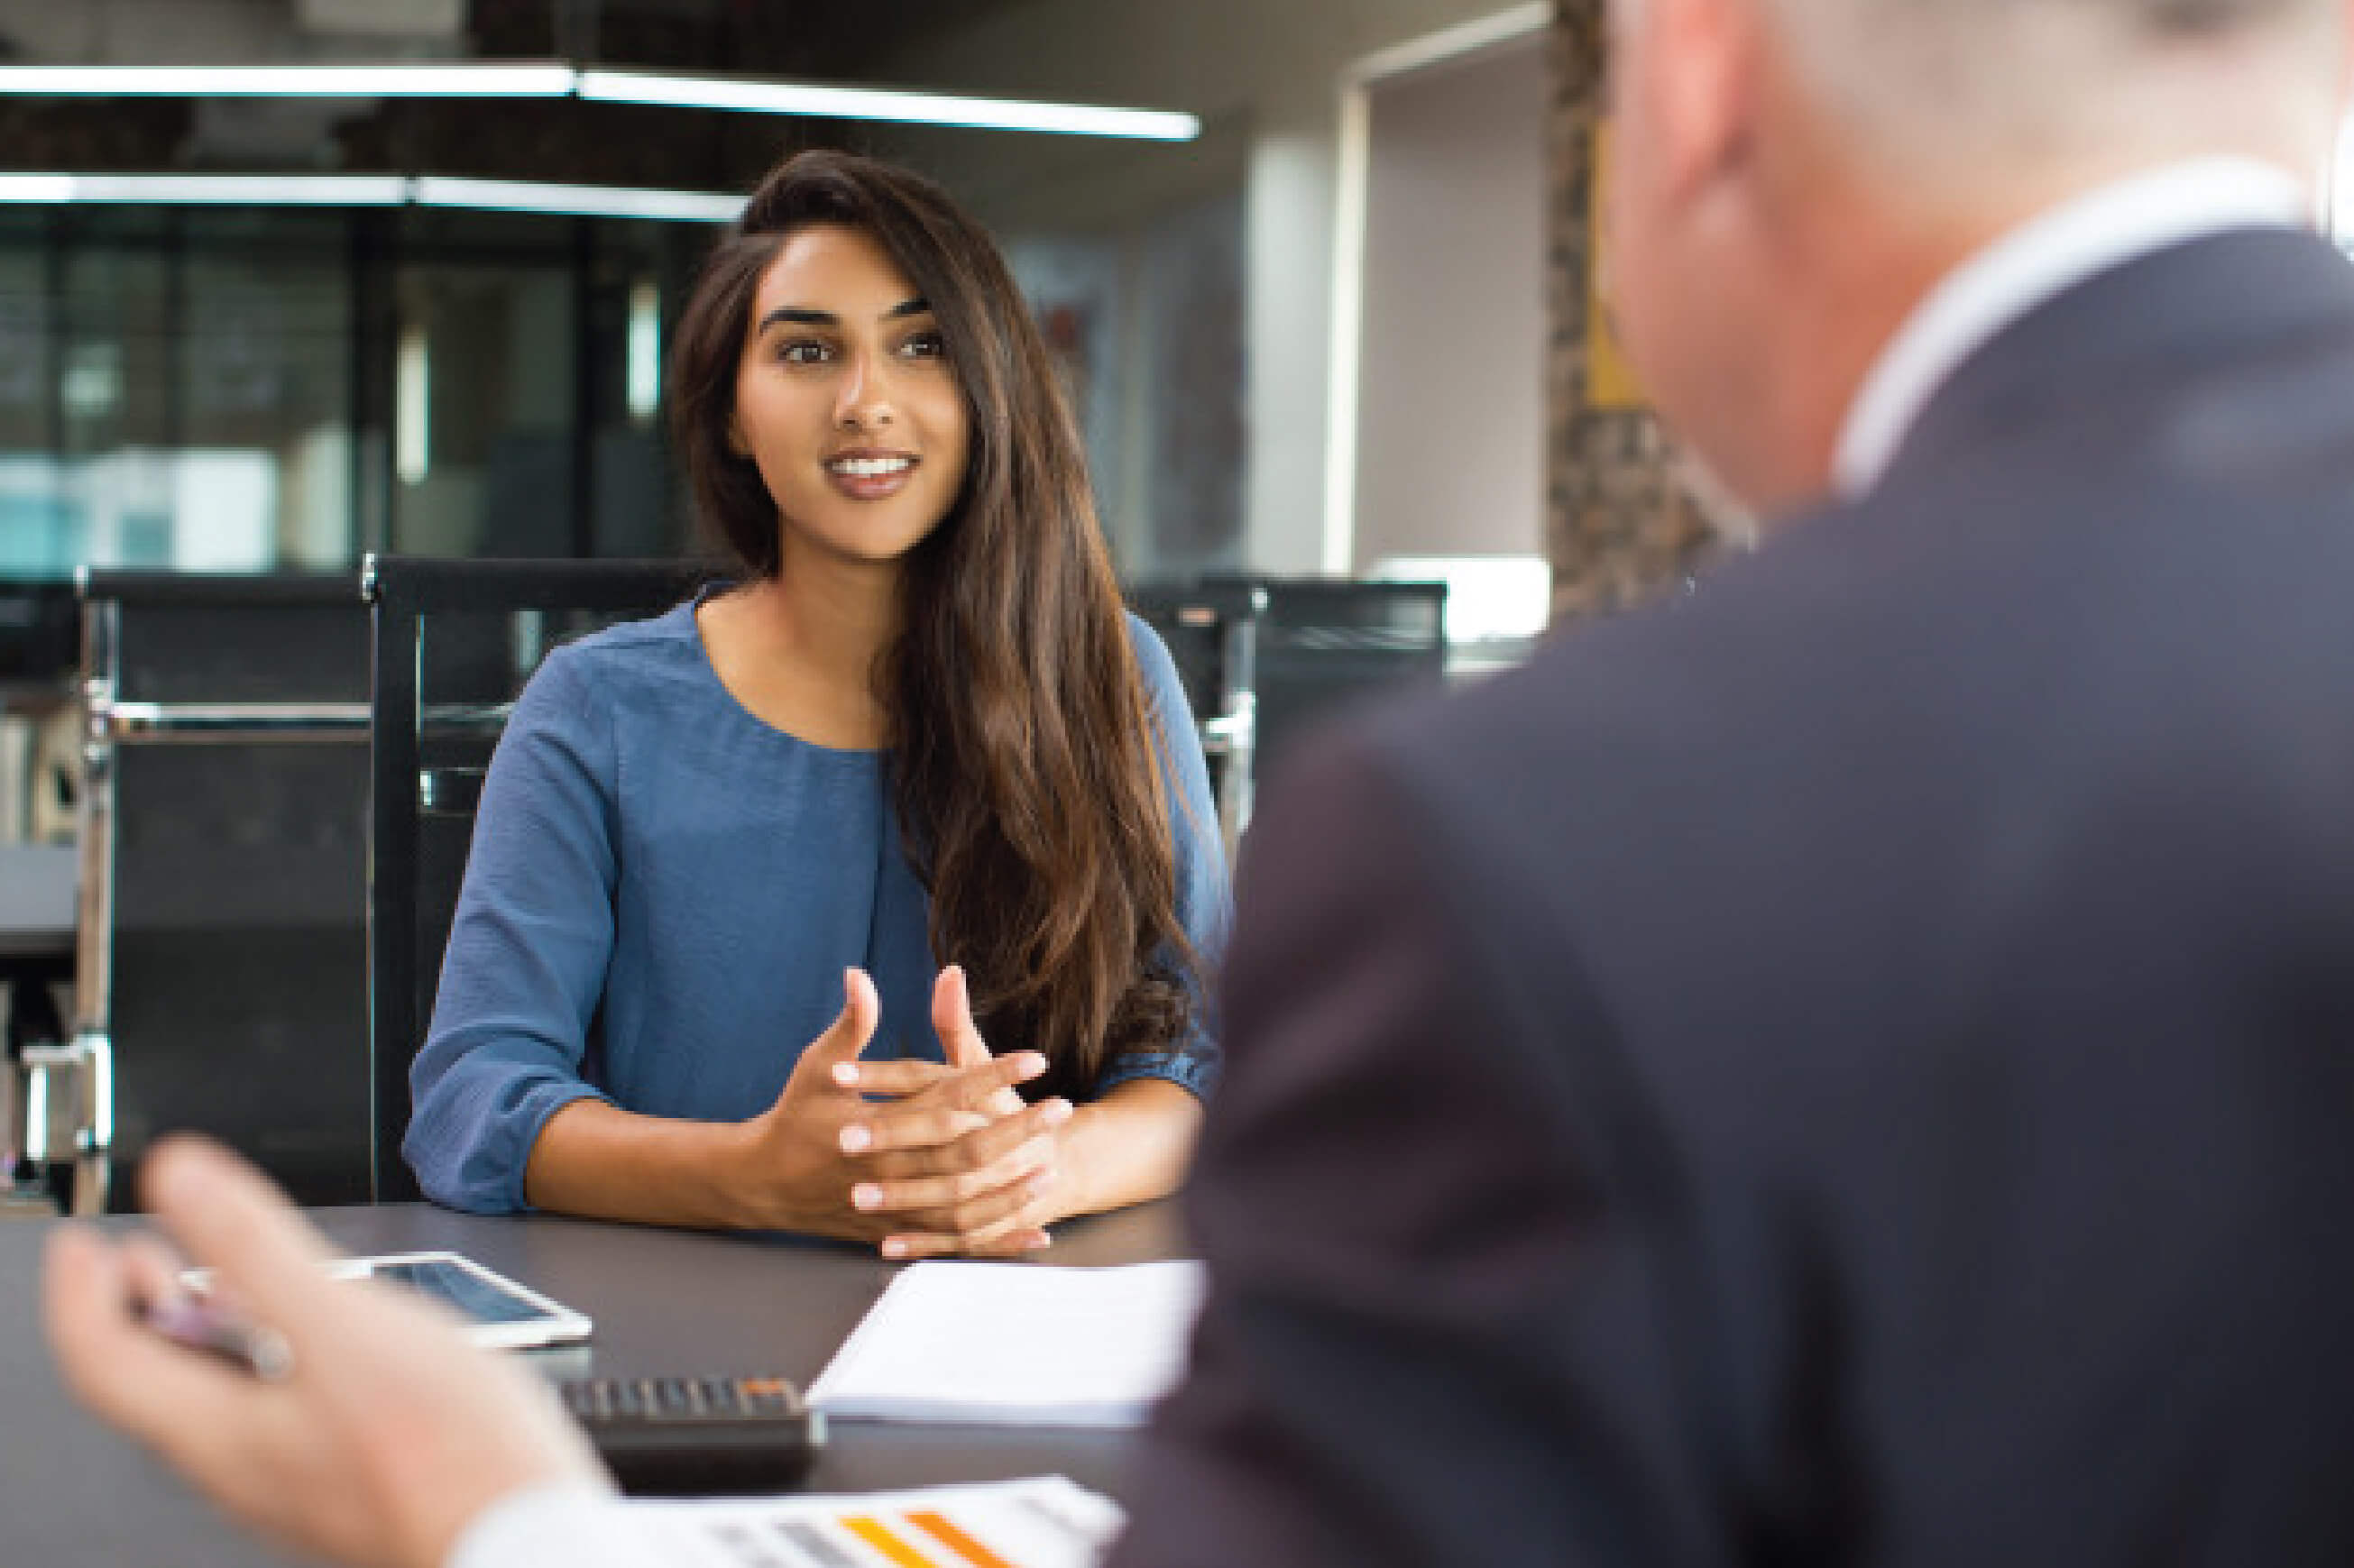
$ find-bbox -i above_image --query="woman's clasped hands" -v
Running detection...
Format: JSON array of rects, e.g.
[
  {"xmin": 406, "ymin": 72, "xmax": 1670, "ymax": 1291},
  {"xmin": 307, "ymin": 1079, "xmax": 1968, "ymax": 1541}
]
[{"xmin": 733, "ymin": 964, "xmax": 1073, "ymax": 1257}]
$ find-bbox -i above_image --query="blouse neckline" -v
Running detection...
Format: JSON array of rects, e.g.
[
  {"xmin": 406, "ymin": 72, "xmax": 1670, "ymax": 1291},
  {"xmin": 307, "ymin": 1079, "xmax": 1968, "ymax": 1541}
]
[{"xmin": 678, "ymin": 583, "xmax": 887, "ymax": 761}]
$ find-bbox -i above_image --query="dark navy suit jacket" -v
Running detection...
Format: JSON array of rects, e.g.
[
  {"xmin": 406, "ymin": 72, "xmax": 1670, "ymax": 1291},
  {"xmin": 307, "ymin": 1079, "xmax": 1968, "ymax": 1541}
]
[{"xmin": 1109, "ymin": 228, "xmax": 2354, "ymax": 1565}]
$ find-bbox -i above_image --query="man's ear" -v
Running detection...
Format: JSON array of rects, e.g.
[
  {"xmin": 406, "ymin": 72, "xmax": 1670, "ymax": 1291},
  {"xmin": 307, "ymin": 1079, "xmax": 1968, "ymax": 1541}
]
[{"xmin": 1650, "ymin": 0, "xmax": 1764, "ymax": 206}]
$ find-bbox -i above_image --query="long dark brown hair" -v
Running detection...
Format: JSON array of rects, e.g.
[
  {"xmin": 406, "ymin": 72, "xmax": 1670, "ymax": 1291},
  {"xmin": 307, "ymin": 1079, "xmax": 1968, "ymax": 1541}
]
[{"xmin": 669, "ymin": 149, "xmax": 1197, "ymax": 1098}]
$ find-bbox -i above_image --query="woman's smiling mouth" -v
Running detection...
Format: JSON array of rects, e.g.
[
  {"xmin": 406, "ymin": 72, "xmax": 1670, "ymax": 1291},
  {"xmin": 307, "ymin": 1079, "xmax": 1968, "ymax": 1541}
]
[{"xmin": 823, "ymin": 450, "xmax": 919, "ymax": 500}]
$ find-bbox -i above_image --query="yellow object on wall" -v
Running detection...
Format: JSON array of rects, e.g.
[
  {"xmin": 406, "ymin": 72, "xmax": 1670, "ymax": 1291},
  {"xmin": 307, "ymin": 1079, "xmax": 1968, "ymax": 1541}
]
[{"xmin": 1586, "ymin": 121, "xmax": 1648, "ymax": 410}]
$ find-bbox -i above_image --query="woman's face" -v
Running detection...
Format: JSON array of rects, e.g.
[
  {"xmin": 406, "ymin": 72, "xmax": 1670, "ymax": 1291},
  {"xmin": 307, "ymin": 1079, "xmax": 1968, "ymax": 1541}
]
[{"xmin": 731, "ymin": 224, "xmax": 971, "ymax": 568}]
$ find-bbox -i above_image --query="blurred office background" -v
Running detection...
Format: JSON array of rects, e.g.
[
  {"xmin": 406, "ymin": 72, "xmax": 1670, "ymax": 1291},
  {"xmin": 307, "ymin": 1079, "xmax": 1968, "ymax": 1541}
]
[
  {"xmin": 5, "ymin": 0, "xmax": 2351, "ymax": 676},
  {"xmin": 0, "ymin": 0, "xmax": 1586, "ymax": 1215},
  {"xmin": 5, "ymin": 0, "xmax": 2349, "ymax": 1213},
  {"xmin": 0, "ymin": 0, "xmax": 1565, "ymax": 607}
]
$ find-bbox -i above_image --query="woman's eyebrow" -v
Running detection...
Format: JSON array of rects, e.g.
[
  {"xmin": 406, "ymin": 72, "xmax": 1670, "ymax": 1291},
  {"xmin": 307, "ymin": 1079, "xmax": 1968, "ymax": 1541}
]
[
  {"xmin": 756, "ymin": 298, "xmax": 931, "ymax": 334},
  {"xmin": 757, "ymin": 306, "xmax": 836, "ymax": 331}
]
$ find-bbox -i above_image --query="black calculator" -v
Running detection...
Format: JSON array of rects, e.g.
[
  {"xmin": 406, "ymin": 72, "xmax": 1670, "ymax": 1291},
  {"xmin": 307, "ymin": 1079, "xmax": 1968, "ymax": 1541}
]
[{"xmin": 557, "ymin": 1375, "xmax": 826, "ymax": 1495}]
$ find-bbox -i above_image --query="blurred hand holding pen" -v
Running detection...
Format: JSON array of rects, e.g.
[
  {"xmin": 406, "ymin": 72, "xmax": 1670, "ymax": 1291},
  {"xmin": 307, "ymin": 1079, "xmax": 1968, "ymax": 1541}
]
[{"xmin": 141, "ymin": 1293, "xmax": 296, "ymax": 1382}]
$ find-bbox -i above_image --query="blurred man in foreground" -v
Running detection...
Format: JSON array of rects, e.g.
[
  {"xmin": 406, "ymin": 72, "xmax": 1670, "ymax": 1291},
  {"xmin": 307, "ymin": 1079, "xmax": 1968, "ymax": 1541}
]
[
  {"xmin": 50, "ymin": 0, "xmax": 2354, "ymax": 1563},
  {"xmin": 1108, "ymin": 0, "xmax": 2354, "ymax": 1562}
]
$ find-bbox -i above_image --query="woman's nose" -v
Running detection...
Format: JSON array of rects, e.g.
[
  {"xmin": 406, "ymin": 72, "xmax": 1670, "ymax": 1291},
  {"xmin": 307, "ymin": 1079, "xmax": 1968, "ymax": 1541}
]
[{"xmin": 833, "ymin": 353, "xmax": 896, "ymax": 430}]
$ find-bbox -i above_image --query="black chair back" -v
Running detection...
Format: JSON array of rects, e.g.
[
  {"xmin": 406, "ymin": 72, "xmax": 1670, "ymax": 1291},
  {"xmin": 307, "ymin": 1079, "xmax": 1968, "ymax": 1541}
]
[
  {"xmin": 0, "ymin": 579, "xmax": 78, "ymax": 691},
  {"xmin": 1255, "ymin": 578, "xmax": 1449, "ymax": 774},
  {"xmin": 77, "ymin": 570, "xmax": 372, "ymax": 1211},
  {"xmin": 364, "ymin": 555, "xmax": 718, "ymax": 1201},
  {"xmin": 1125, "ymin": 575, "xmax": 1448, "ymax": 851}
]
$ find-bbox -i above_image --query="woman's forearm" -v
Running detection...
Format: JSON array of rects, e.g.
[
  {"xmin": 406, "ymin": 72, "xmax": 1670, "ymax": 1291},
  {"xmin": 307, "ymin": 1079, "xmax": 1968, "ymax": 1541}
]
[
  {"xmin": 522, "ymin": 1099, "xmax": 764, "ymax": 1230},
  {"xmin": 1054, "ymin": 1076, "xmax": 1204, "ymax": 1219}
]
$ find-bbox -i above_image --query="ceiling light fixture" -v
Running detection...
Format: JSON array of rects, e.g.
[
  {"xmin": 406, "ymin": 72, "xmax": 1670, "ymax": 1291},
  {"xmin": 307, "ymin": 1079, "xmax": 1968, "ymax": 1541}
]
[
  {"xmin": 412, "ymin": 176, "xmax": 741, "ymax": 224},
  {"xmin": 0, "ymin": 62, "xmax": 1200, "ymax": 142},
  {"xmin": 0, "ymin": 172, "xmax": 736, "ymax": 222},
  {"xmin": 0, "ymin": 63, "xmax": 575, "ymax": 97},
  {"xmin": 575, "ymin": 69, "xmax": 1200, "ymax": 141},
  {"xmin": 0, "ymin": 173, "xmax": 409, "ymax": 205}
]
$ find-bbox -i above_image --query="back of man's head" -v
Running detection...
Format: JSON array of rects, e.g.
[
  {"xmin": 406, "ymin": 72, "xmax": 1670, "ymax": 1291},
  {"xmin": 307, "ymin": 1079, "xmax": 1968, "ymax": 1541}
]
[
  {"xmin": 1768, "ymin": 0, "xmax": 2344, "ymax": 200},
  {"xmin": 1601, "ymin": 0, "xmax": 2349, "ymax": 512}
]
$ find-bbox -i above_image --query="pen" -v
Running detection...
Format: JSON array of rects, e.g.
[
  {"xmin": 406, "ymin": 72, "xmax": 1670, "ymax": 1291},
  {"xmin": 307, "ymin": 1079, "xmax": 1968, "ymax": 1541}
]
[{"xmin": 142, "ymin": 1296, "xmax": 296, "ymax": 1382}]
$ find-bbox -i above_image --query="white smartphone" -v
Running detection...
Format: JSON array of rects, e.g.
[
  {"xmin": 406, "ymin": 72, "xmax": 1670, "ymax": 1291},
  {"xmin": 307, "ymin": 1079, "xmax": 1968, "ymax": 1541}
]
[
  {"xmin": 181, "ymin": 1249, "xmax": 593, "ymax": 1353},
  {"xmin": 331, "ymin": 1252, "xmax": 594, "ymax": 1351}
]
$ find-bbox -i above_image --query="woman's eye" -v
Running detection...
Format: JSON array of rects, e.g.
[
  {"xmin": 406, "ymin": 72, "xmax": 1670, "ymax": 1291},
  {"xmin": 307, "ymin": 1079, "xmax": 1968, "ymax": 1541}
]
[
  {"xmin": 899, "ymin": 330, "xmax": 947, "ymax": 361},
  {"xmin": 777, "ymin": 338, "xmax": 832, "ymax": 365}
]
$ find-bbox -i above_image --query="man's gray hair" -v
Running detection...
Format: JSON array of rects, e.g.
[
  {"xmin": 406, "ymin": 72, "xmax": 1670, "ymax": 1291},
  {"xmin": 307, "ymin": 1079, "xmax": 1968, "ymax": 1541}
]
[{"xmin": 1766, "ymin": 0, "xmax": 2344, "ymax": 192}]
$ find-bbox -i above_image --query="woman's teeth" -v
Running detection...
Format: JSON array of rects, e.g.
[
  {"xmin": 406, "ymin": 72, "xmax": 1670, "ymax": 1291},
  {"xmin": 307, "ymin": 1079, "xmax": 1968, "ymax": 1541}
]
[{"xmin": 828, "ymin": 456, "xmax": 914, "ymax": 478}]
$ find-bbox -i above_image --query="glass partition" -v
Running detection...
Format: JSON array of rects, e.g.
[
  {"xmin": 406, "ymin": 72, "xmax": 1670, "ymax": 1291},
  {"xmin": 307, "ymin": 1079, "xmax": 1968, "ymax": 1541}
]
[{"xmin": 0, "ymin": 207, "xmax": 705, "ymax": 581}]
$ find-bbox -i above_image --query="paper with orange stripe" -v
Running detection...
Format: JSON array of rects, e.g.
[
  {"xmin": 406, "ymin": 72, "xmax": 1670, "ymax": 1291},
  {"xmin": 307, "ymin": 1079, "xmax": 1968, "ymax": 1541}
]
[
  {"xmin": 908, "ymin": 1508, "xmax": 1021, "ymax": 1568},
  {"xmin": 841, "ymin": 1514, "xmax": 940, "ymax": 1567},
  {"xmin": 620, "ymin": 1475, "xmax": 1119, "ymax": 1567}
]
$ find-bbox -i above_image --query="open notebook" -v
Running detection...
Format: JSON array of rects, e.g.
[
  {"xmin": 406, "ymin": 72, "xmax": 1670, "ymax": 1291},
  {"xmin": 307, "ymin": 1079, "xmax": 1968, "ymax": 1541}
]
[{"xmin": 806, "ymin": 1260, "xmax": 1207, "ymax": 1428}]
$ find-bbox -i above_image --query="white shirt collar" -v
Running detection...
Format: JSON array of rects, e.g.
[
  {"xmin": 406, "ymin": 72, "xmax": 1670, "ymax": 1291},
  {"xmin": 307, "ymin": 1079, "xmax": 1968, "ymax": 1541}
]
[{"xmin": 1832, "ymin": 157, "xmax": 2312, "ymax": 499}]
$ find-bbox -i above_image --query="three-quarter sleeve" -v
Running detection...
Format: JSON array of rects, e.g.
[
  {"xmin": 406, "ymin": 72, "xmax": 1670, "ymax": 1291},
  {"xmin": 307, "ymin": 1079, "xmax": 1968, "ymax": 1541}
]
[
  {"xmin": 1097, "ymin": 614, "xmax": 1231, "ymax": 1100},
  {"xmin": 404, "ymin": 646, "xmax": 622, "ymax": 1213}
]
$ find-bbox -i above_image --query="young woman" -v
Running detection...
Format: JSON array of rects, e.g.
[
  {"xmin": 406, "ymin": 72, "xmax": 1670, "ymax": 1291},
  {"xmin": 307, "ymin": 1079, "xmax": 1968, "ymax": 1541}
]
[{"xmin": 404, "ymin": 151, "xmax": 1226, "ymax": 1260}]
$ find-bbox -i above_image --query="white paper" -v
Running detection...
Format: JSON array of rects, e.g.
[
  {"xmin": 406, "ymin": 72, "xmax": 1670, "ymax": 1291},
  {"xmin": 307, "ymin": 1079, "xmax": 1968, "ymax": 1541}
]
[
  {"xmin": 806, "ymin": 1261, "xmax": 1207, "ymax": 1428},
  {"xmin": 627, "ymin": 1476, "xmax": 1123, "ymax": 1568}
]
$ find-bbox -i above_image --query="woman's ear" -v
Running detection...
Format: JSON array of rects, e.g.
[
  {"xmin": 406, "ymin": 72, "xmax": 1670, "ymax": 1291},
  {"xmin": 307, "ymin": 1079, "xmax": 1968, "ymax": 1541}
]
[{"xmin": 727, "ymin": 417, "xmax": 751, "ymax": 458}]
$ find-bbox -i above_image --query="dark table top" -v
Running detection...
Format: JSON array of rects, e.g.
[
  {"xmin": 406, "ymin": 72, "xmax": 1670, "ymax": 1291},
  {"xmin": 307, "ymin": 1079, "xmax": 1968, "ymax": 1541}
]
[
  {"xmin": 0, "ymin": 843, "xmax": 75, "ymax": 962},
  {"xmin": 0, "ymin": 1198, "xmax": 1190, "ymax": 1567}
]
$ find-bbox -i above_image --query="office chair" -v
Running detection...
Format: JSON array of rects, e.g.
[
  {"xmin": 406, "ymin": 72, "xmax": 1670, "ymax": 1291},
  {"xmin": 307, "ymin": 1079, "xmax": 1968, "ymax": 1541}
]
[
  {"xmin": 1124, "ymin": 576, "xmax": 1448, "ymax": 859},
  {"xmin": 364, "ymin": 555, "xmax": 718, "ymax": 1202},
  {"xmin": 52, "ymin": 570, "xmax": 372, "ymax": 1215},
  {"xmin": 1252, "ymin": 578, "xmax": 1449, "ymax": 771},
  {"xmin": 0, "ymin": 579, "xmax": 78, "ymax": 1211},
  {"xmin": 1124, "ymin": 579, "xmax": 1266, "ymax": 863}
]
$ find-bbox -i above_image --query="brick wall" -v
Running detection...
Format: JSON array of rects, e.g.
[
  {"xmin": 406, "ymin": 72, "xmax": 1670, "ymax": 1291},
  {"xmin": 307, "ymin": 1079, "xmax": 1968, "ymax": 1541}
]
[{"xmin": 1545, "ymin": 0, "xmax": 1716, "ymax": 624}]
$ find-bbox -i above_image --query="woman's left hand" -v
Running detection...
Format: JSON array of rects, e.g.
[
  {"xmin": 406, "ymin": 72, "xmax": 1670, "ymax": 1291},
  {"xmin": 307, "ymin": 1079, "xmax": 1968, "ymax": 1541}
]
[{"xmin": 834, "ymin": 965, "xmax": 1086, "ymax": 1258}]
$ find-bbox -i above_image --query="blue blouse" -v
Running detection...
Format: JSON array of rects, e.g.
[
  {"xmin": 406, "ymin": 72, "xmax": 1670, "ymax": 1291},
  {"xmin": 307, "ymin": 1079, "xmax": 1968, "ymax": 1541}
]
[{"xmin": 404, "ymin": 600, "xmax": 1229, "ymax": 1214}]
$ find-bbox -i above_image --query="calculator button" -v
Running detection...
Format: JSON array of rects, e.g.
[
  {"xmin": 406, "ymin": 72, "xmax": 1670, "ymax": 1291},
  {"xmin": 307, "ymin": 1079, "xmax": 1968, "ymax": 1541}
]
[{"xmin": 741, "ymin": 1377, "xmax": 795, "ymax": 1407}]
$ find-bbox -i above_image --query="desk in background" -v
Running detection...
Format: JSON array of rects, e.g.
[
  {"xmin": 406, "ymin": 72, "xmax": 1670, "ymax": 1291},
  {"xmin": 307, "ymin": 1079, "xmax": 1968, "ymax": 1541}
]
[{"xmin": 1, "ymin": 1197, "xmax": 1186, "ymax": 1567}]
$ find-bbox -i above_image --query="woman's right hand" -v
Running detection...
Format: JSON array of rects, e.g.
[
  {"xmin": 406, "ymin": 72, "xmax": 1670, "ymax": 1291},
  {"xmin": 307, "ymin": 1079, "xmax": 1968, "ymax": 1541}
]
[
  {"xmin": 731, "ymin": 967, "xmax": 1060, "ymax": 1240},
  {"xmin": 832, "ymin": 966, "xmax": 1074, "ymax": 1257}
]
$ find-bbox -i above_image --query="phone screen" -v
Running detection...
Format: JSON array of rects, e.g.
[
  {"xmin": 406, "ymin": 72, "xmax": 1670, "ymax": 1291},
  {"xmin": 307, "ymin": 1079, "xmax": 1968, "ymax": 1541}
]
[{"xmin": 363, "ymin": 1258, "xmax": 554, "ymax": 1325}]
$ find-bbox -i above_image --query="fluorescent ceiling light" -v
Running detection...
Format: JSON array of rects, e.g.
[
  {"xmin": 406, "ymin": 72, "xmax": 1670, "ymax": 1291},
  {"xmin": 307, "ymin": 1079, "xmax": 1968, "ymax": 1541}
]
[
  {"xmin": 0, "ymin": 63, "xmax": 574, "ymax": 96},
  {"xmin": 0, "ymin": 175, "xmax": 77, "ymax": 203},
  {"xmin": 0, "ymin": 172, "xmax": 736, "ymax": 220},
  {"xmin": 413, "ymin": 176, "xmax": 742, "ymax": 224},
  {"xmin": 0, "ymin": 174, "xmax": 407, "ymax": 205},
  {"xmin": 79, "ymin": 174, "xmax": 409, "ymax": 205},
  {"xmin": 0, "ymin": 61, "xmax": 1199, "ymax": 142},
  {"xmin": 577, "ymin": 69, "xmax": 1200, "ymax": 141}
]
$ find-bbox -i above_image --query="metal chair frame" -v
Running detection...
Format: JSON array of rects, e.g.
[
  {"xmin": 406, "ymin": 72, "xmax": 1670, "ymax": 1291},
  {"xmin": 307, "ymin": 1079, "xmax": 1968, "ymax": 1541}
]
[
  {"xmin": 34, "ymin": 570, "xmax": 369, "ymax": 1215},
  {"xmin": 1126, "ymin": 576, "xmax": 1448, "ymax": 864},
  {"xmin": 1136, "ymin": 583, "xmax": 1265, "ymax": 865}
]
